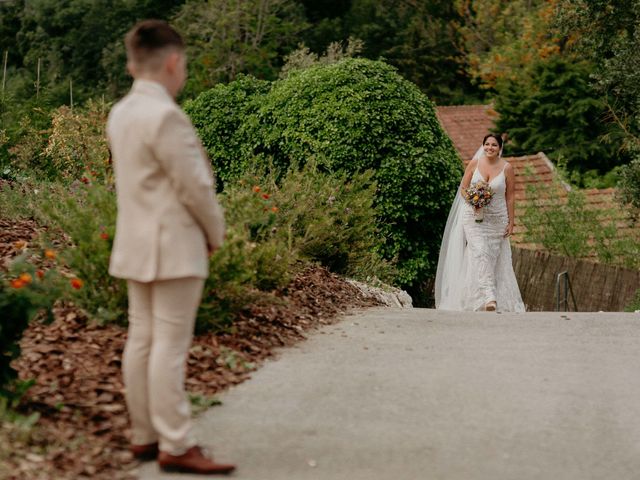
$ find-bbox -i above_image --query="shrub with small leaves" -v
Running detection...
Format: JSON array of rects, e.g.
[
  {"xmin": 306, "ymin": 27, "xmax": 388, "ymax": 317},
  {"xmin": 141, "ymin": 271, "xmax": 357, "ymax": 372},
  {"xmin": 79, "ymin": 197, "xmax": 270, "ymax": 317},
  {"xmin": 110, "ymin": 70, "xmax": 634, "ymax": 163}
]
[{"xmin": 196, "ymin": 162, "xmax": 393, "ymax": 332}]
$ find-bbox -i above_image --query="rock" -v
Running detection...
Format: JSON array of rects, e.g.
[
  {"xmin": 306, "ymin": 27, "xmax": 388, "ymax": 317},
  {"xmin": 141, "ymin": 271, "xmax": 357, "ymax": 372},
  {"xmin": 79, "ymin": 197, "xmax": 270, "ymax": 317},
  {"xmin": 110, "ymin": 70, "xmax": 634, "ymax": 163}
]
[{"xmin": 346, "ymin": 279, "xmax": 413, "ymax": 308}]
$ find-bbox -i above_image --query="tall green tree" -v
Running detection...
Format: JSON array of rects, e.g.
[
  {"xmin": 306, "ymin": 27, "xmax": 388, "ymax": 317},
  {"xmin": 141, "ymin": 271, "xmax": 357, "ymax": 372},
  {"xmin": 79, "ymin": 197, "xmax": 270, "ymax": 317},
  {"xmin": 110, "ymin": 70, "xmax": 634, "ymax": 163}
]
[
  {"xmin": 456, "ymin": 0, "xmax": 562, "ymax": 89},
  {"xmin": 297, "ymin": 0, "xmax": 480, "ymax": 104},
  {"xmin": 6, "ymin": 0, "xmax": 185, "ymax": 102},
  {"xmin": 172, "ymin": 0, "xmax": 308, "ymax": 98},
  {"xmin": 495, "ymin": 56, "xmax": 623, "ymax": 176},
  {"xmin": 556, "ymin": 0, "xmax": 640, "ymax": 150}
]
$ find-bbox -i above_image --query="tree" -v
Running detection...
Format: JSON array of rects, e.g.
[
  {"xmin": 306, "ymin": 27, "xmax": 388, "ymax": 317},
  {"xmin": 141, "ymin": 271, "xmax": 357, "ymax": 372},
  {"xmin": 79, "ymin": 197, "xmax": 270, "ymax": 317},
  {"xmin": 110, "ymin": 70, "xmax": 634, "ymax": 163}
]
[
  {"xmin": 456, "ymin": 0, "xmax": 563, "ymax": 89},
  {"xmin": 172, "ymin": 0, "xmax": 308, "ymax": 98},
  {"xmin": 495, "ymin": 56, "xmax": 624, "ymax": 177},
  {"xmin": 6, "ymin": 0, "xmax": 185, "ymax": 102},
  {"xmin": 556, "ymin": 0, "xmax": 640, "ymax": 149}
]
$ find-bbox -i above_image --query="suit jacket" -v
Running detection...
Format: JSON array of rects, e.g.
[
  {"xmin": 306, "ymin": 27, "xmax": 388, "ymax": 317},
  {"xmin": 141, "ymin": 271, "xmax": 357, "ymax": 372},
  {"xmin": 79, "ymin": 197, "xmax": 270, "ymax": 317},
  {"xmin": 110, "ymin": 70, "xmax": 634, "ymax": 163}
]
[{"xmin": 107, "ymin": 79, "xmax": 225, "ymax": 282}]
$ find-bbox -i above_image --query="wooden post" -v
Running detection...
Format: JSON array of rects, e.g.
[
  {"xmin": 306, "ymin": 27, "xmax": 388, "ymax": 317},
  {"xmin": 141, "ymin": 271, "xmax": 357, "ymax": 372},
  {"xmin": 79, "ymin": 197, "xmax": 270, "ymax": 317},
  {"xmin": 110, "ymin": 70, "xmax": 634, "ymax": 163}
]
[
  {"xmin": 70, "ymin": 78, "xmax": 73, "ymax": 109},
  {"xmin": 36, "ymin": 58, "xmax": 41, "ymax": 98}
]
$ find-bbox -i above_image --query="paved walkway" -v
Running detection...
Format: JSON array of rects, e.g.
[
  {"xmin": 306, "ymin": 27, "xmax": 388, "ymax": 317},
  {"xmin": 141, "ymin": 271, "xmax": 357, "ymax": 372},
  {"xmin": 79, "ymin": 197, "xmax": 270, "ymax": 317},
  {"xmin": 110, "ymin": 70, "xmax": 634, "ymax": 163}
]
[{"xmin": 139, "ymin": 308, "xmax": 640, "ymax": 480}]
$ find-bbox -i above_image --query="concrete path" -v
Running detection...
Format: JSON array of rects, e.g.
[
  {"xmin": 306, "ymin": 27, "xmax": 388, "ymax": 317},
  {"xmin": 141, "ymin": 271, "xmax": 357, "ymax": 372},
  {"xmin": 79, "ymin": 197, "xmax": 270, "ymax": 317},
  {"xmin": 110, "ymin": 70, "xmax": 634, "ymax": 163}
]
[{"xmin": 139, "ymin": 308, "xmax": 640, "ymax": 480}]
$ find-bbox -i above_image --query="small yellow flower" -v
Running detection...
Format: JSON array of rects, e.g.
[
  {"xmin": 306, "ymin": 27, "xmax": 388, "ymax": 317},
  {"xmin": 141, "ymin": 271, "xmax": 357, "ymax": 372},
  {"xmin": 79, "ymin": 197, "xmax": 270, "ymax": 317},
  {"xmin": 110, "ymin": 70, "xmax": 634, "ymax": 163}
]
[{"xmin": 19, "ymin": 273, "xmax": 33, "ymax": 284}]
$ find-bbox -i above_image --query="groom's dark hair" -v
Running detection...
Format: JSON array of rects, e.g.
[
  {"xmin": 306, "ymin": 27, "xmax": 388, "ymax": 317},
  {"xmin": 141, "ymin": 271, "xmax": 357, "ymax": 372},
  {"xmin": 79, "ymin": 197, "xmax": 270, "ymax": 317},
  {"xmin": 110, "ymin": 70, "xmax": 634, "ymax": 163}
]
[{"xmin": 125, "ymin": 20, "xmax": 184, "ymax": 69}]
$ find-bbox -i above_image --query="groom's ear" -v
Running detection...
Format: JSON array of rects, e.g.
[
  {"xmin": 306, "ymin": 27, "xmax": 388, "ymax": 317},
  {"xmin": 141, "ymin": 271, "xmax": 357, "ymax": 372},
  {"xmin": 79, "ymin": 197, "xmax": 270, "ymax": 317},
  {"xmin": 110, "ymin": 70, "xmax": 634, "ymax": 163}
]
[
  {"xmin": 164, "ymin": 51, "xmax": 180, "ymax": 74},
  {"xmin": 126, "ymin": 60, "xmax": 136, "ymax": 78}
]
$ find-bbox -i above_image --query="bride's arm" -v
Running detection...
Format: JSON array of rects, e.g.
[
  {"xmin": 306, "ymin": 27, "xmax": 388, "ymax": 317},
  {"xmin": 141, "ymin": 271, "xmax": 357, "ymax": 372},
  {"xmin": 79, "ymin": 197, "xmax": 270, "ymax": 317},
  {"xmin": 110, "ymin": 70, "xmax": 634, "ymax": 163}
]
[
  {"xmin": 459, "ymin": 158, "xmax": 478, "ymax": 199},
  {"xmin": 504, "ymin": 163, "xmax": 516, "ymax": 237}
]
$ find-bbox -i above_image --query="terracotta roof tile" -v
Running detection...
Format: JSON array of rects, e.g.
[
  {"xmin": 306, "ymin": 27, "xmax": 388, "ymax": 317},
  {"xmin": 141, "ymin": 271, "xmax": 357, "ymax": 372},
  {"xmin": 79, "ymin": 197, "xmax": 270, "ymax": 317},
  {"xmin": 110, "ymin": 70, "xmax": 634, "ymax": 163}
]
[{"xmin": 436, "ymin": 105, "xmax": 499, "ymax": 161}]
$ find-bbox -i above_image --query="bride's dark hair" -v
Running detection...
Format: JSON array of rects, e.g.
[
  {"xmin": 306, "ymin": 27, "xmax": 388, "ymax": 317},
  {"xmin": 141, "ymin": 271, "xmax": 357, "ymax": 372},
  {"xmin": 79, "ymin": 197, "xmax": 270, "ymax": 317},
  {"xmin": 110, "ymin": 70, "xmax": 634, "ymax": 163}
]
[{"xmin": 483, "ymin": 133, "xmax": 503, "ymax": 149}]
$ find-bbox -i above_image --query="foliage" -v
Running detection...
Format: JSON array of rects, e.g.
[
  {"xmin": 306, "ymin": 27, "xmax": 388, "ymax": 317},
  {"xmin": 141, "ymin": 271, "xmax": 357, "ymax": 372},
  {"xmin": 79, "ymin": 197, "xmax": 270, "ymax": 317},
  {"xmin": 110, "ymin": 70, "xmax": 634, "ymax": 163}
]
[
  {"xmin": 617, "ymin": 153, "xmax": 640, "ymax": 219},
  {"xmin": 456, "ymin": 0, "xmax": 562, "ymax": 89},
  {"xmin": 172, "ymin": 0, "xmax": 308, "ymax": 98},
  {"xmin": 494, "ymin": 56, "xmax": 626, "ymax": 176},
  {"xmin": 38, "ymin": 182, "xmax": 126, "ymax": 325},
  {"xmin": 0, "ymin": 257, "xmax": 63, "ymax": 399},
  {"xmin": 185, "ymin": 75, "xmax": 272, "ymax": 189},
  {"xmin": 279, "ymin": 164, "xmax": 393, "ymax": 279},
  {"xmin": 521, "ymin": 178, "xmax": 640, "ymax": 269},
  {"xmin": 556, "ymin": 0, "xmax": 640, "ymax": 147},
  {"xmin": 197, "ymin": 162, "xmax": 393, "ymax": 331},
  {"xmin": 42, "ymin": 100, "xmax": 111, "ymax": 183},
  {"xmin": 188, "ymin": 58, "xmax": 462, "ymax": 289},
  {"xmin": 625, "ymin": 289, "xmax": 640, "ymax": 312},
  {"xmin": 300, "ymin": 0, "xmax": 480, "ymax": 104},
  {"xmin": 2, "ymin": 0, "xmax": 185, "ymax": 102},
  {"xmin": 279, "ymin": 37, "xmax": 364, "ymax": 78},
  {"xmin": 3, "ymin": 101, "xmax": 110, "ymax": 183}
]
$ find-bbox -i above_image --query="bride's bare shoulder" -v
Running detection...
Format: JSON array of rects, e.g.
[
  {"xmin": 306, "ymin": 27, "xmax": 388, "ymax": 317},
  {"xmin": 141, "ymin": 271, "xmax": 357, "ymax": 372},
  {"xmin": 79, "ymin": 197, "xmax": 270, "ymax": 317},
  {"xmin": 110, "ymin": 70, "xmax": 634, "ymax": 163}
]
[{"xmin": 465, "ymin": 157, "xmax": 478, "ymax": 171}]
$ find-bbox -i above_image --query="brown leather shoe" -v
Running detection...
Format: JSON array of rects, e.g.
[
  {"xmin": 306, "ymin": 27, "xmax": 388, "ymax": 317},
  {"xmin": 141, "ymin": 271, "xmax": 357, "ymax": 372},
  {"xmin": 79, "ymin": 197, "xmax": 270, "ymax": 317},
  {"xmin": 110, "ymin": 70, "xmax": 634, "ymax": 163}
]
[
  {"xmin": 158, "ymin": 446, "xmax": 236, "ymax": 475},
  {"xmin": 130, "ymin": 442, "xmax": 159, "ymax": 461}
]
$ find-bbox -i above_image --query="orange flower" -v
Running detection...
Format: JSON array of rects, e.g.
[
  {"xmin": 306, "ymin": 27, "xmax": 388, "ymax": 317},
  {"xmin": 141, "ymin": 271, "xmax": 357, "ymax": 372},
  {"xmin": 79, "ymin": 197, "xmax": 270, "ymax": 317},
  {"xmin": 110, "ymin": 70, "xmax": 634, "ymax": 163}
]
[
  {"xmin": 14, "ymin": 240, "xmax": 26, "ymax": 250},
  {"xmin": 262, "ymin": 193, "xmax": 270, "ymax": 200},
  {"xmin": 100, "ymin": 232, "xmax": 109, "ymax": 240},
  {"xmin": 10, "ymin": 278, "xmax": 26, "ymax": 289},
  {"xmin": 253, "ymin": 185, "xmax": 261, "ymax": 193},
  {"xmin": 19, "ymin": 273, "xmax": 33, "ymax": 284},
  {"xmin": 271, "ymin": 206, "xmax": 279, "ymax": 213},
  {"xmin": 36, "ymin": 270, "xmax": 45, "ymax": 279},
  {"xmin": 45, "ymin": 249, "xmax": 56, "ymax": 260},
  {"xmin": 70, "ymin": 278, "xmax": 83, "ymax": 290}
]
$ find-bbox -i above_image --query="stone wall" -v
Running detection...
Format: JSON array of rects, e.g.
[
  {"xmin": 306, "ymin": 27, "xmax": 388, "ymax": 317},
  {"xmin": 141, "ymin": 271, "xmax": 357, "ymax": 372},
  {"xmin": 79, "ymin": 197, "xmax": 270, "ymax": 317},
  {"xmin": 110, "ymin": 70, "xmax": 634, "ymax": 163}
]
[{"xmin": 512, "ymin": 247, "xmax": 640, "ymax": 312}]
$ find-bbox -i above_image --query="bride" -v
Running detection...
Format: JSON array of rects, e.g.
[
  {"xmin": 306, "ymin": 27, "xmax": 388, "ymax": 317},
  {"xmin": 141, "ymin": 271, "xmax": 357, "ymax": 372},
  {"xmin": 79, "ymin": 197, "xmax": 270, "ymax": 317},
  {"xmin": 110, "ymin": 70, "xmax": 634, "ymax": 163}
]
[{"xmin": 435, "ymin": 134, "xmax": 525, "ymax": 312}]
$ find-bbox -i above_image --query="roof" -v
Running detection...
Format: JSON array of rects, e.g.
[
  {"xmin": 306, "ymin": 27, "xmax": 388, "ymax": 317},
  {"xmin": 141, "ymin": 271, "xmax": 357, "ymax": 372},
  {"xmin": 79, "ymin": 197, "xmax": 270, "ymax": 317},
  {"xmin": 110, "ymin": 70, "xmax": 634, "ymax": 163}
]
[{"xmin": 436, "ymin": 105, "xmax": 499, "ymax": 161}]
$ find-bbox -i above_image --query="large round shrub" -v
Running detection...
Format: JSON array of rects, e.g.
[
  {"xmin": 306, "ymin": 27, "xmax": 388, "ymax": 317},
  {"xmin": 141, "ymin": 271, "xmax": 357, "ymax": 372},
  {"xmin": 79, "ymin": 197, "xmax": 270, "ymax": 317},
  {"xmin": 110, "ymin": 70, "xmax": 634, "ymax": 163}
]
[
  {"xmin": 185, "ymin": 75, "xmax": 271, "ymax": 188},
  {"xmin": 187, "ymin": 59, "xmax": 462, "ymax": 289}
]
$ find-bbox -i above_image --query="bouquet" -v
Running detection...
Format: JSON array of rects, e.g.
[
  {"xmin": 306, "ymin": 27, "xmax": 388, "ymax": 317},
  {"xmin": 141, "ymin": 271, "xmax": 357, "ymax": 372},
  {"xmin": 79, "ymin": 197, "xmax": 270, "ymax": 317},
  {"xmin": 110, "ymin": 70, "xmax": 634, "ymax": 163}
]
[{"xmin": 464, "ymin": 181, "xmax": 494, "ymax": 223}]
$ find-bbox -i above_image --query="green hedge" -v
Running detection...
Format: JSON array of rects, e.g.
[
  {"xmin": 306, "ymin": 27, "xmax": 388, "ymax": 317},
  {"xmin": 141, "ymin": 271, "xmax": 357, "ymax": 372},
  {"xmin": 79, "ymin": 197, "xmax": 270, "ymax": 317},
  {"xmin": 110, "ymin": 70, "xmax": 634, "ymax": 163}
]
[{"xmin": 185, "ymin": 58, "xmax": 462, "ymax": 289}]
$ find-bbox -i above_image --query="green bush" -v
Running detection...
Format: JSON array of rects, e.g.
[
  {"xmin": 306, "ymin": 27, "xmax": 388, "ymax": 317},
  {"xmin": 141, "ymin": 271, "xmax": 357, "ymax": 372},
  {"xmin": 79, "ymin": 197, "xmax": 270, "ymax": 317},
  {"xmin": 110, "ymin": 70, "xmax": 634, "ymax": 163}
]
[
  {"xmin": 272, "ymin": 164, "xmax": 393, "ymax": 280},
  {"xmin": 185, "ymin": 76, "xmax": 271, "ymax": 189},
  {"xmin": 4, "ymin": 101, "xmax": 110, "ymax": 184},
  {"xmin": 196, "ymin": 162, "xmax": 392, "ymax": 332},
  {"xmin": 617, "ymin": 153, "xmax": 640, "ymax": 219},
  {"xmin": 187, "ymin": 58, "xmax": 462, "ymax": 289},
  {"xmin": 38, "ymin": 182, "xmax": 127, "ymax": 324},
  {"xmin": 0, "ymin": 258, "xmax": 63, "ymax": 399}
]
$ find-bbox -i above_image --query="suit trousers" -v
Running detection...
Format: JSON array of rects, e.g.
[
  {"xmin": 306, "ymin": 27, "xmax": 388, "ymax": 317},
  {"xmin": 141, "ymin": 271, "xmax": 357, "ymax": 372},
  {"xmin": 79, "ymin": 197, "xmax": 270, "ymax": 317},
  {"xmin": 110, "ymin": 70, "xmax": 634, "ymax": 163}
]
[{"xmin": 122, "ymin": 277, "xmax": 205, "ymax": 455}]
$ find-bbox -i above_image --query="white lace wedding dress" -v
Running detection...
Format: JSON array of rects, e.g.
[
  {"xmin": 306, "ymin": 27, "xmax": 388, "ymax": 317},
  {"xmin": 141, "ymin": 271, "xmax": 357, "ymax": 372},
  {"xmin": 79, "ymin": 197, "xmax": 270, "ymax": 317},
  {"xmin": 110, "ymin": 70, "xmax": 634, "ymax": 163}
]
[{"xmin": 435, "ymin": 158, "xmax": 525, "ymax": 312}]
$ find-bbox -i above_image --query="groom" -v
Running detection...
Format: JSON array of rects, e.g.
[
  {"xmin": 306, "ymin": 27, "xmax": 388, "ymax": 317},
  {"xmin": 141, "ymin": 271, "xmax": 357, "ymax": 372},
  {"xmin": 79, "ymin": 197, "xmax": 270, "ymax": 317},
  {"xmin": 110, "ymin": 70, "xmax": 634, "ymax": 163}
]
[{"xmin": 107, "ymin": 19, "xmax": 235, "ymax": 474}]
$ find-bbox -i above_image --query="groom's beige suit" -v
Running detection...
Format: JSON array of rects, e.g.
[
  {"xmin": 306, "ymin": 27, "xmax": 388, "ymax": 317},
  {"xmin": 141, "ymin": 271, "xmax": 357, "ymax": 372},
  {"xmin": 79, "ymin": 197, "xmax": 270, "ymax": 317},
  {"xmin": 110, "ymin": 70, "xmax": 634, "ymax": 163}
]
[{"xmin": 107, "ymin": 79, "xmax": 225, "ymax": 454}]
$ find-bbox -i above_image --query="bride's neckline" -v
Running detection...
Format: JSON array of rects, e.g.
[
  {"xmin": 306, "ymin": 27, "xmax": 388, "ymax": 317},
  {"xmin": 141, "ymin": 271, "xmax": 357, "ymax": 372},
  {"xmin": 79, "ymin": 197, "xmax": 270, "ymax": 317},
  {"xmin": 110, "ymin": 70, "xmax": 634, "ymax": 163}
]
[{"xmin": 475, "ymin": 157, "xmax": 506, "ymax": 183}]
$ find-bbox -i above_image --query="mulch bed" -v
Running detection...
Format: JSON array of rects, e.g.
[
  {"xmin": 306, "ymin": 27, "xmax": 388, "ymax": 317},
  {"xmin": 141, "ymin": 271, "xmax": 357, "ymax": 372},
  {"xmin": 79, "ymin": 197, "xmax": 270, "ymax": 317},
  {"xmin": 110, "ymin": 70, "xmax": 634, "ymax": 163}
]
[{"xmin": 1, "ymin": 218, "xmax": 381, "ymax": 479}]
